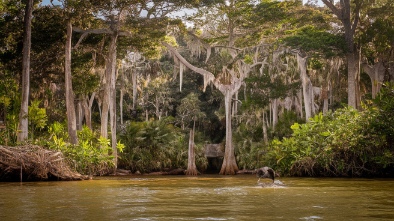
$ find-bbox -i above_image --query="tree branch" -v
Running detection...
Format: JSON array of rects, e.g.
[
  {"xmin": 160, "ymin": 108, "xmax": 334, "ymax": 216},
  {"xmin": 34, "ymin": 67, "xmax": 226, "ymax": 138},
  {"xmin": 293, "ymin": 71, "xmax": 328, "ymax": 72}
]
[
  {"xmin": 73, "ymin": 27, "xmax": 113, "ymax": 35},
  {"xmin": 163, "ymin": 42, "xmax": 214, "ymax": 78},
  {"xmin": 72, "ymin": 27, "xmax": 132, "ymax": 49},
  {"xmin": 351, "ymin": 2, "xmax": 362, "ymax": 36},
  {"xmin": 163, "ymin": 41, "xmax": 241, "ymax": 94},
  {"xmin": 321, "ymin": 0, "xmax": 342, "ymax": 19}
]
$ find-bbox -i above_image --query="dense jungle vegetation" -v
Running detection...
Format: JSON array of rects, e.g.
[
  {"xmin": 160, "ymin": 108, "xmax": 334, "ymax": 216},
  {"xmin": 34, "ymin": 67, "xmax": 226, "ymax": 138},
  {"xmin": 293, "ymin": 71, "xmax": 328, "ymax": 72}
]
[{"xmin": 0, "ymin": 0, "xmax": 393, "ymax": 178}]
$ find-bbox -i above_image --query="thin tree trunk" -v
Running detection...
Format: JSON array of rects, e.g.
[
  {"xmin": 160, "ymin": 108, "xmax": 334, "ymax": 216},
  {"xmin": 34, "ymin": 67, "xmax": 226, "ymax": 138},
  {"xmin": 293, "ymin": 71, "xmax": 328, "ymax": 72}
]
[
  {"xmin": 81, "ymin": 95, "xmax": 92, "ymax": 130},
  {"xmin": 297, "ymin": 90, "xmax": 303, "ymax": 118},
  {"xmin": 186, "ymin": 121, "xmax": 199, "ymax": 176},
  {"xmin": 110, "ymin": 39, "xmax": 118, "ymax": 169},
  {"xmin": 271, "ymin": 98, "xmax": 278, "ymax": 128},
  {"xmin": 64, "ymin": 20, "xmax": 78, "ymax": 144},
  {"xmin": 298, "ymin": 54, "xmax": 312, "ymax": 121},
  {"xmin": 262, "ymin": 111, "xmax": 268, "ymax": 144},
  {"xmin": 390, "ymin": 65, "xmax": 394, "ymax": 82},
  {"xmin": 17, "ymin": 0, "xmax": 33, "ymax": 143},
  {"xmin": 120, "ymin": 89, "xmax": 124, "ymax": 125},
  {"xmin": 155, "ymin": 95, "xmax": 160, "ymax": 119},
  {"xmin": 101, "ymin": 75, "xmax": 110, "ymax": 139},
  {"xmin": 101, "ymin": 33, "xmax": 117, "ymax": 139},
  {"xmin": 76, "ymin": 99, "xmax": 83, "ymax": 130},
  {"xmin": 132, "ymin": 70, "xmax": 137, "ymax": 109},
  {"xmin": 322, "ymin": 86, "xmax": 329, "ymax": 114}
]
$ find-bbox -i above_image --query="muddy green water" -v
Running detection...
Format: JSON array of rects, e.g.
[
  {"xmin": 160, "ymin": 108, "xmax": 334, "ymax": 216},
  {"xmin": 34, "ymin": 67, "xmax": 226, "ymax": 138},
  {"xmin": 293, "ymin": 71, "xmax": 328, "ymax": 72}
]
[{"xmin": 1, "ymin": 175, "xmax": 394, "ymax": 221}]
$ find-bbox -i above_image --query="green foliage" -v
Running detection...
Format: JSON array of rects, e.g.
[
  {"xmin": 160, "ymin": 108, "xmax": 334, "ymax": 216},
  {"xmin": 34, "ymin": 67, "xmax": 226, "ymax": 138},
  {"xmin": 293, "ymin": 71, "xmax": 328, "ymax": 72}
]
[
  {"xmin": 283, "ymin": 26, "xmax": 346, "ymax": 57},
  {"xmin": 28, "ymin": 100, "xmax": 48, "ymax": 140},
  {"xmin": 0, "ymin": 73, "xmax": 19, "ymax": 145},
  {"xmin": 176, "ymin": 92, "xmax": 206, "ymax": 129},
  {"xmin": 118, "ymin": 118, "xmax": 208, "ymax": 173},
  {"xmin": 72, "ymin": 51, "xmax": 100, "ymax": 96},
  {"xmin": 234, "ymin": 122, "xmax": 268, "ymax": 170},
  {"xmin": 266, "ymin": 85, "xmax": 394, "ymax": 177},
  {"xmin": 0, "ymin": 113, "xmax": 18, "ymax": 145},
  {"xmin": 47, "ymin": 123, "xmax": 115, "ymax": 175},
  {"xmin": 371, "ymin": 83, "xmax": 394, "ymax": 151},
  {"xmin": 271, "ymin": 110, "xmax": 305, "ymax": 139}
]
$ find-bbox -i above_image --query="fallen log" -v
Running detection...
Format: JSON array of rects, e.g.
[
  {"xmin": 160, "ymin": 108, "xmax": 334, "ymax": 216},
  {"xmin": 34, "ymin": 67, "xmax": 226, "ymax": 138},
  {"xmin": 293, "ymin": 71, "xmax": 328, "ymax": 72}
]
[{"xmin": 0, "ymin": 145, "xmax": 87, "ymax": 181}]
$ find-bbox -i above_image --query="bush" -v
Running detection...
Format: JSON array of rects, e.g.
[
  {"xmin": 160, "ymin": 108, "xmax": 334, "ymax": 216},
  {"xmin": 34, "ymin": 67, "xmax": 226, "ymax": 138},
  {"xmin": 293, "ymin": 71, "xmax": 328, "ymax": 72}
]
[
  {"xmin": 234, "ymin": 122, "xmax": 268, "ymax": 170},
  {"xmin": 266, "ymin": 83, "xmax": 394, "ymax": 177},
  {"xmin": 47, "ymin": 122, "xmax": 115, "ymax": 175},
  {"xmin": 118, "ymin": 118, "xmax": 208, "ymax": 173}
]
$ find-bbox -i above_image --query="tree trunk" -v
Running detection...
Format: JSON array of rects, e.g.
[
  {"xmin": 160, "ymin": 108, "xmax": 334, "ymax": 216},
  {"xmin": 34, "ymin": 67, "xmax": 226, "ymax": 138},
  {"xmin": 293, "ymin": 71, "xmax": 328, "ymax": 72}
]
[
  {"xmin": 76, "ymin": 99, "xmax": 83, "ymax": 130},
  {"xmin": 347, "ymin": 53, "xmax": 358, "ymax": 108},
  {"xmin": 17, "ymin": 0, "xmax": 33, "ymax": 143},
  {"xmin": 120, "ymin": 89, "xmax": 124, "ymax": 125},
  {"xmin": 81, "ymin": 94, "xmax": 94, "ymax": 130},
  {"xmin": 362, "ymin": 61, "xmax": 385, "ymax": 99},
  {"xmin": 296, "ymin": 90, "xmax": 303, "ymax": 118},
  {"xmin": 219, "ymin": 89, "xmax": 239, "ymax": 175},
  {"xmin": 271, "ymin": 98, "xmax": 278, "ymax": 128},
  {"xmin": 100, "ymin": 73, "xmax": 110, "ymax": 139},
  {"xmin": 298, "ymin": 54, "xmax": 313, "ymax": 121},
  {"xmin": 132, "ymin": 70, "xmax": 138, "ymax": 109},
  {"xmin": 110, "ymin": 39, "xmax": 118, "ymax": 169},
  {"xmin": 232, "ymin": 92, "xmax": 238, "ymax": 117},
  {"xmin": 64, "ymin": 20, "xmax": 78, "ymax": 144},
  {"xmin": 155, "ymin": 95, "xmax": 160, "ymax": 119},
  {"xmin": 163, "ymin": 42, "xmax": 240, "ymax": 175},
  {"xmin": 322, "ymin": 86, "xmax": 329, "ymax": 114},
  {"xmin": 322, "ymin": 0, "xmax": 360, "ymax": 109},
  {"xmin": 100, "ymin": 33, "xmax": 117, "ymax": 139},
  {"xmin": 185, "ymin": 123, "xmax": 199, "ymax": 176},
  {"xmin": 262, "ymin": 111, "xmax": 268, "ymax": 144},
  {"xmin": 390, "ymin": 67, "xmax": 394, "ymax": 82}
]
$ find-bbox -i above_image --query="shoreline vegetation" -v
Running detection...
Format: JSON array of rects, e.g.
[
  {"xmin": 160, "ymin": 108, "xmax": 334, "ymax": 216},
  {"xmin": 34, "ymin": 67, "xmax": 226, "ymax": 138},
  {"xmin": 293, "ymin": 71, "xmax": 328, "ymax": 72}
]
[
  {"xmin": 0, "ymin": 145, "xmax": 257, "ymax": 182},
  {"xmin": 1, "ymin": 84, "xmax": 393, "ymax": 182}
]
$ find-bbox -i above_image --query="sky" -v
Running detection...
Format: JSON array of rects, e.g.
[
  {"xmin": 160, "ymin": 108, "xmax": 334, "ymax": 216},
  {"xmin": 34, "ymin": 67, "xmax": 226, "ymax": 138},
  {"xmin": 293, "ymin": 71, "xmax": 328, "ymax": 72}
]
[{"xmin": 41, "ymin": 0, "xmax": 60, "ymax": 6}]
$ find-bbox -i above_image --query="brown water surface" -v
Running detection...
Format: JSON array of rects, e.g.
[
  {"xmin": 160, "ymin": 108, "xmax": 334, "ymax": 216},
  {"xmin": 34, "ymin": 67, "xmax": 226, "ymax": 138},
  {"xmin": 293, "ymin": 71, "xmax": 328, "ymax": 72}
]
[{"xmin": 1, "ymin": 175, "xmax": 394, "ymax": 220}]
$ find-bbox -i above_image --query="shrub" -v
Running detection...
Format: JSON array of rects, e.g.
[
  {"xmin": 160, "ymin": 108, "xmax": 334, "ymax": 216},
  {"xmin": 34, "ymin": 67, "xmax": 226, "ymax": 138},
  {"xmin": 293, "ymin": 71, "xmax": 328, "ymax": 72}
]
[
  {"xmin": 118, "ymin": 118, "xmax": 208, "ymax": 173},
  {"xmin": 266, "ymin": 83, "xmax": 394, "ymax": 177},
  {"xmin": 47, "ymin": 122, "xmax": 115, "ymax": 175}
]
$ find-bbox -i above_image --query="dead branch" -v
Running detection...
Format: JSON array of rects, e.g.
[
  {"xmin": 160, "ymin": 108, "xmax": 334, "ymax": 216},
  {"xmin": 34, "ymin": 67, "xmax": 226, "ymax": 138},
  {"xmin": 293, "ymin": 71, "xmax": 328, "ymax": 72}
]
[{"xmin": 0, "ymin": 145, "xmax": 87, "ymax": 181}]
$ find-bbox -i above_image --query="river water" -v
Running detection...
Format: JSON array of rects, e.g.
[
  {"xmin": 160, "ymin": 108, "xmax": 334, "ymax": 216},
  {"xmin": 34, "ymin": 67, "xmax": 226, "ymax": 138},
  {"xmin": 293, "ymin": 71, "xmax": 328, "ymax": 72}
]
[{"xmin": 1, "ymin": 175, "xmax": 393, "ymax": 220}]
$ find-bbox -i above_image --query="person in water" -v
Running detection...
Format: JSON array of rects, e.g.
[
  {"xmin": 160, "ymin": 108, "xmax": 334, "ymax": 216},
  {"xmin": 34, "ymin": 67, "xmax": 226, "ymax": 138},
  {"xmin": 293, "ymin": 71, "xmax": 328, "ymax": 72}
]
[{"xmin": 256, "ymin": 167, "xmax": 275, "ymax": 183}]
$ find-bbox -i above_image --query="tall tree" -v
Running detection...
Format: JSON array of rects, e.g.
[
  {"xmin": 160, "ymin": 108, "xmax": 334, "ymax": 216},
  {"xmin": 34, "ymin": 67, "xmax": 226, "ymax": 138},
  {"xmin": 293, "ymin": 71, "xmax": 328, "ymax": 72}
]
[
  {"xmin": 73, "ymin": 2, "xmax": 138, "ymax": 168},
  {"xmin": 163, "ymin": 0, "xmax": 270, "ymax": 175},
  {"xmin": 322, "ymin": 0, "xmax": 362, "ymax": 108},
  {"xmin": 65, "ymin": 15, "xmax": 78, "ymax": 144},
  {"xmin": 17, "ymin": 0, "xmax": 33, "ymax": 142},
  {"xmin": 360, "ymin": 0, "xmax": 394, "ymax": 97},
  {"xmin": 57, "ymin": 0, "xmax": 94, "ymax": 144},
  {"xmin": 177, "ymin": 93, "xmax": 205, "ymax": 175}
]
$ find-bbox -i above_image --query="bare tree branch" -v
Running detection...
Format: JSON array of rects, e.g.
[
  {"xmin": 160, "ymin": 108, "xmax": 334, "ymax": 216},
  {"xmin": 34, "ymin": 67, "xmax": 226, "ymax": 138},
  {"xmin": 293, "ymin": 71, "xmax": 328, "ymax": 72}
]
[{"xmin": 321, "ymin": 0, "xmax": 342, "ymax": 19}]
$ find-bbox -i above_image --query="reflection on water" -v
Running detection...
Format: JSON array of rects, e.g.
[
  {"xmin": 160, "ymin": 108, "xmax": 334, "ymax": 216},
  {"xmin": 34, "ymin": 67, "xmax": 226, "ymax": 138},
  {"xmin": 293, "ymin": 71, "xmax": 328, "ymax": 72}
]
[{"xmin": 1, "ymin": 175, "xmax": 394, "ymax": 220}]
